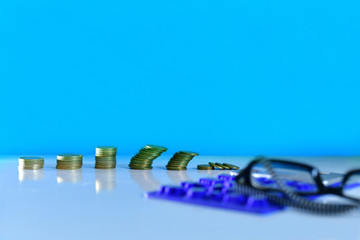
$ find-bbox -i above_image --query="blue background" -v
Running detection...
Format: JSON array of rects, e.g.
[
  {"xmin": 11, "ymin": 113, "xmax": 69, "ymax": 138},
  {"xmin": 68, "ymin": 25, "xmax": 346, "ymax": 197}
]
[{"xmin": 0, "ymin": 0, "xmax": 359, "ymax": 156}]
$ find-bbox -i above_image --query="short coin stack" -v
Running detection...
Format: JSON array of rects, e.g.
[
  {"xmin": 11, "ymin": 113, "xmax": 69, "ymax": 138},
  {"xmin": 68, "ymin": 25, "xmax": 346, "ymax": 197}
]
[
  {"xmin": 206, "ymin": 162, "xmax": 240, "ymax": 170},
  {"xmin": 129, "ymin": 145, "xmax": 167, "ymax": 170},
  {"xmin": 197, "ymin": 164, "xmax": 214, "ymax": 170},
  {"xmin": 56, "ymin": 154, "xmax": 83, "ymax": 170},
  {"xmin": 95, "ymin": 146, "xmax": 117, "ymax": 169},
  {"xmin": 18, "ymin": 157, "xmax": 44, "ymax": 170},
  {"xmin": 166, "ymin": 151, "xmax": 199, "ymax": 171}
]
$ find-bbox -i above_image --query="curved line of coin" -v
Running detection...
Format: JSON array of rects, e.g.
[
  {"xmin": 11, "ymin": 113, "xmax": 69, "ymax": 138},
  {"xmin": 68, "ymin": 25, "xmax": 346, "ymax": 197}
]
[{"xmin": 18, "ymin": 145, "xmax": 239, "ymax": 171}]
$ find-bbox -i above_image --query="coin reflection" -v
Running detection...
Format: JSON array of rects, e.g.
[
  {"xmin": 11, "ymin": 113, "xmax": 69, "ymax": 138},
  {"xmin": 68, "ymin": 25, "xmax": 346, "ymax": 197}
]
[
  {"xmin": 166, "ymin": 170, "xmax": 192, "ymax": 185},
  {"xmin": 57, "ymin": 169, "xmax": 83, "ymax": 183},
  {"xmin": 196, "ymin": 170, "xmax": 224, "ymax": 177},
  {"xmin": 95, "ymin": 169, "xmax": 116, "ymax": 193},
  {"xmin": 18, "ymin": 168, "xmax": 44, "ymax": 182},
  {"xmin": 129, "ymin": 170, "xmax": 161, "ymax": 191}
]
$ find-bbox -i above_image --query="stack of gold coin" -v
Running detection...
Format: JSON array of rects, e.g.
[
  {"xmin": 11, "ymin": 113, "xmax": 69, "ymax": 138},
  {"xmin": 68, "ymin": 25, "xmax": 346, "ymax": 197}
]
[
  {"xmin": 166, "ymin": 151, "xmax": 199, "ymax": 171},
  {"xmin": 129, "ymin": 145, "xmax": 167, "ymax": 170},
  {"xmin": 18, "ymin": 157, "xmax": 44, "ymax": 170},
  {"xmin": 95, "ymin": 146, "xmax": 117, "ymax": 169},
  {"xmin": 207, "ymin": 162, "xmax": 240, "ymax": 170},
  {"xmin": 197, "ymin": 164, "xmax": 214, "ymax": 170},
  {"xmin": 56, "ymin": 154, "xmax": 83, "ymax": 170}
]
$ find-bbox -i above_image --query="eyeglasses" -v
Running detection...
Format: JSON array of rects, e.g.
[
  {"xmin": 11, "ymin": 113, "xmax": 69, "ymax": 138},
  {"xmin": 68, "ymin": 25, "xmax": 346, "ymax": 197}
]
[{"xmin": 235, "ymin": 156, "xmax": 360, "ymax": 203}]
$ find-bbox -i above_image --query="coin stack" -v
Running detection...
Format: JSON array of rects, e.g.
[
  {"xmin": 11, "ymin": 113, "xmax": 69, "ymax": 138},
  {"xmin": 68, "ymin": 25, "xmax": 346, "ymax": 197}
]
[
  {"xmin": 166, "ymin": 151, "xmax": 199, "ymax": 171},
  {"xmin": 208, "ymin": 162, "xmax": 240, "ymax": 170},
  {"xmin": 18, "ymin": 157, "xmax": 44, "ymax": 170},
  {"xmin": 197, "ymin": 164, "xmax": 214, "ymax": 170},
  {"xmin": 129, "ymin": 145, "xmax": 167, "ymax": 170},
  {"xmin": 95, "ymin": 146, "xmax": 117, "ymax": 169},
  {"xmin": 56, "ymin": 154, "xmax": 83, "ymax": 170},
  {"xmin": 198, "ymin": 162, "xmax": 240, "ymax": 170}
]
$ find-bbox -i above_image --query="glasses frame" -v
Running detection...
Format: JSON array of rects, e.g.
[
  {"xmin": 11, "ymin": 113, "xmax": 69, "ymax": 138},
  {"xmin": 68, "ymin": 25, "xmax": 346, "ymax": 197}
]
[{"xmin": 235, "ymin": 157, "xmax": 360, "ymax": 203}]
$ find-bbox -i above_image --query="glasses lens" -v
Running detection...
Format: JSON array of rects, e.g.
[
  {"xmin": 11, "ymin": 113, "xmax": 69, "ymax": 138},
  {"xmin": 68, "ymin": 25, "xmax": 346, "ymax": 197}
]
[
  {"xmin": 343, "ymin": 173, "xmax": 360, "ymax": 199},
  {"xmin": 250, "ymin": 161, "xmax": 319, "ymax": 193}
]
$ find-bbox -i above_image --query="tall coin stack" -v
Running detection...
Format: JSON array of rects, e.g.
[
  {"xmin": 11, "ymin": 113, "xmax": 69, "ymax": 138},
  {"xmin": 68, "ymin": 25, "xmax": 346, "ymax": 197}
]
[
  {"xmin": 166, "ymin": 151, "xmax": 199, "ymax": 171},
  {"xmin": 56, "ymin": 154, "xmax": 83, "ymax": 170},
  {"xmin": 95, "ymin": 146, "xmax": 117, "ymax": 169},
  {"xmin": 129, "ymin": 145, "xmax": 167, "ymax": 170},
  {"xmin": 18, "ymin": 157, "xmax": 44, "ymax": 170}
]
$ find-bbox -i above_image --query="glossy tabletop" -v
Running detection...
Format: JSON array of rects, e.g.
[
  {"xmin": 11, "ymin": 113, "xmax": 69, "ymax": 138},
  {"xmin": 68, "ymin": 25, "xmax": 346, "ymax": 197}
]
[{"xmin": 0, "ymin": 156, "xmax": 359, "ymax": 240}]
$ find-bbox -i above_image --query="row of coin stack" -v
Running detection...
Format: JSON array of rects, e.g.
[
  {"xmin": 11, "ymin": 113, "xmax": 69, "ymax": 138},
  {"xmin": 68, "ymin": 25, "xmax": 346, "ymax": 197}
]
[
  {"xmin": 18, "ymin": 145, "xmax": 240, "ymax": 171},
  {"xmin": 17, "ymin": 145, "xmax": 201, "ymax": 171},
  {"xmin": 19, "ymin": 145, "xmax": 239, "ymax": 171}
]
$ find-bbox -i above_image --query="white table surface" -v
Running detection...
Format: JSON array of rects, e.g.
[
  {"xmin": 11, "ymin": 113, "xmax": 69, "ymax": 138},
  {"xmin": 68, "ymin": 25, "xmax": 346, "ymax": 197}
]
[{"xmin": 1, "ymin": 155, "xmax": 360, "ymax": 240}]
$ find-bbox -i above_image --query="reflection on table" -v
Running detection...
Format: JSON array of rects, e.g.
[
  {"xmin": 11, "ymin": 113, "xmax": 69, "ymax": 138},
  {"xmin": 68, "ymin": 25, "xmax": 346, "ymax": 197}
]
[
  {"xmin": 166, "ymin": 169, "xmax": 192, "ymax": 185},
  {"xmin": 57, "ymin": 169, "xmax": 83, "ymax": 183},
  {"xmin": 196, "ymin": 169, "xmax": 229, "ymax": 178},
  {"xmin": 18, "ymin": 168, "xmax": 44, "ymax": 182},
  {"xmin": 95, "ymin": 169, "xmax": 116, "ymax": 193},
  {"xmin": 129, "ymin": 169, "xmax": 161, "ymax": 191}
]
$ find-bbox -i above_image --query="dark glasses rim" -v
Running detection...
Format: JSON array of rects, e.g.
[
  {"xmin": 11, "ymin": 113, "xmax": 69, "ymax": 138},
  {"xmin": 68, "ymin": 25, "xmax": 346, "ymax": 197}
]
[{"xmin": 236, "ymin": 157, "xmax": 360, "ymax": 200}]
